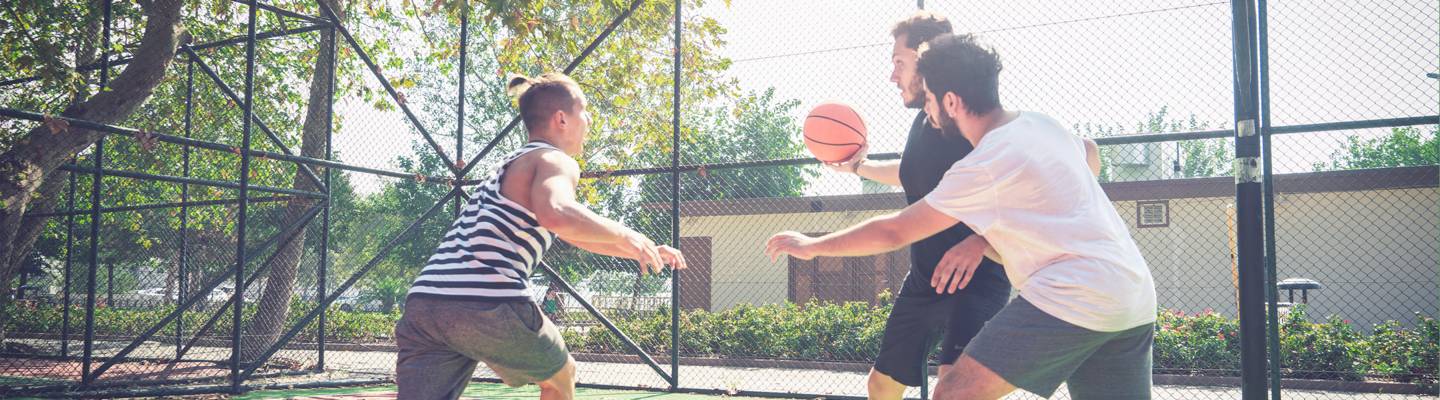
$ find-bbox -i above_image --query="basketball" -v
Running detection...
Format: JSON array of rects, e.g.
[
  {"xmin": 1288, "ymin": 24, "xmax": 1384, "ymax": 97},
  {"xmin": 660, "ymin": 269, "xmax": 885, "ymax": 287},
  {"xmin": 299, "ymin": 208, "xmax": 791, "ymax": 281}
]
[{"xmin": 803, "ymin": 102, "xmax": 867, "ymax": 163}]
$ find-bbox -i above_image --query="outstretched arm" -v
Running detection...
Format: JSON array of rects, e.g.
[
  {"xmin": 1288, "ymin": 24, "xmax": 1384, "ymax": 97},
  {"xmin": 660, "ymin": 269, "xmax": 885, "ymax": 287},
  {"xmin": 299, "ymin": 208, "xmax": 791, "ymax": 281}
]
[
  {"xmin": 528, "ymin": 151, "xmax": 668, "ymax": 273},
  {"xmin": 766, "ymin": 201, "xmax": 983, "ymax": 260}
]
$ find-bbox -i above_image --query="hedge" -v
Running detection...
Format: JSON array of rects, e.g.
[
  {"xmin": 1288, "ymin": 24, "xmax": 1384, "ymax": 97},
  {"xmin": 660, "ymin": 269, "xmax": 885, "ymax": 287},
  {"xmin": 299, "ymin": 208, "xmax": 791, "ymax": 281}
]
[{"xmin": 5, "ymin": 297, "xmax": 1434, "ymax": 384}]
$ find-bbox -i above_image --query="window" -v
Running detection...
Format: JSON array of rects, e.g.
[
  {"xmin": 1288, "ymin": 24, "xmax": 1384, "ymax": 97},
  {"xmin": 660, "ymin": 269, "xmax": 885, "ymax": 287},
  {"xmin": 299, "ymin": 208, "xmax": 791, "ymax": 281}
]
[{"xmin": 1137, "ymin": 200, "xmax": 1170, "ymax": 228}]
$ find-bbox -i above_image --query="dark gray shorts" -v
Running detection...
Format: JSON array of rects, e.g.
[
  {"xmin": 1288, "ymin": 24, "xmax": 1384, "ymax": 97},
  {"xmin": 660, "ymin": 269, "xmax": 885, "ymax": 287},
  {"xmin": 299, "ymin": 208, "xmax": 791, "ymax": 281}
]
[
  {"xmin": 963, "ymin": 296, "xmax": 1154, "ymax": 399},
  {"xmin": 395, "ymin": 295, "xmax": 569, "ymax": 399}
]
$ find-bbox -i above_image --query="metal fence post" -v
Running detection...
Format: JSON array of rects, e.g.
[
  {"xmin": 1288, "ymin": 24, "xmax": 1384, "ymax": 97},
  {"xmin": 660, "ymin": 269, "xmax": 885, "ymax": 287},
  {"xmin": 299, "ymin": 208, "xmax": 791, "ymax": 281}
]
[
  {"xmin": 1256, "ymin": 1, "xmax": 1282, "ymax": 399},
  {"xmin": 317, "ymin": 8, "xmax": 339, "ymax": 373},
  {"xmin": 232, "ymin": 0, "xmax": 259, "ymax": 393},
  {"xmin": 670, "ymin": 0, "xmax": 684, "ymax": 390},
  {"xmin": 81, "ymin": 0, "xmax": 114, "ymax": 387},
  {"xmin": 178, "ymin": 49, "xmax": 195, "ymax": 360},
  {"xmin": 61, "ymin": 157, "xmax": 76, "ymax": 359},
  {"xmin": 1229, "ymin": 0, "xmax": 1267, "ymax": 398}
]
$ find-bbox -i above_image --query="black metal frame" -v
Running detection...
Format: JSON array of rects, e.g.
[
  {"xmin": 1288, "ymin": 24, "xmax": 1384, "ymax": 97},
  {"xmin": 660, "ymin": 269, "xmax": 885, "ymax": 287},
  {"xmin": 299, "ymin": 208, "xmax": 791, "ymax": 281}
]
[
  {"xmin": 4, "ymin": 0, "xmax": 1436, "ymax": 399},
  {"xmin": 669, "ymin": 0, "xmax": 684, "ymax": 389},
  {"xmin": 1230, "ymin": 1, "xmax": 1266, "ymax": 399}
]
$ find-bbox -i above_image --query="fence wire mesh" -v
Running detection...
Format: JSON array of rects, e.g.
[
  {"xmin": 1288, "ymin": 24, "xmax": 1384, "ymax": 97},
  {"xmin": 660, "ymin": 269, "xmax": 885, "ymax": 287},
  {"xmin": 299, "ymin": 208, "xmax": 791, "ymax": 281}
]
[{"xmin": 0, "ymin": 0, "xmax": 1436, "ymax": 399}]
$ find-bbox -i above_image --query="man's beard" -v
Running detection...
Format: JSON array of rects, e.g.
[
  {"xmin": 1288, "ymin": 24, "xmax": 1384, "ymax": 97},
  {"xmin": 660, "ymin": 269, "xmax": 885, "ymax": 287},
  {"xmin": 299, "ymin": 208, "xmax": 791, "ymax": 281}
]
[
  {"xmin": 936, "ymin": 107, "xmax": 963, "ymax": 138},
  {"xmin": 903, "ymin": 78, "xmax": 925, "ymax": 109}
]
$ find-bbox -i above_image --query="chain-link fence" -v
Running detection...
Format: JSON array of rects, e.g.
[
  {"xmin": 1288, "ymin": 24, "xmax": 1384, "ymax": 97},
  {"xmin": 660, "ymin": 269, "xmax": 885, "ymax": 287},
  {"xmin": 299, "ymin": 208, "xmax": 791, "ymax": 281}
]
[{"xmin": 1, "ymin": 0, "xmax": 1435, "ymax": 399}]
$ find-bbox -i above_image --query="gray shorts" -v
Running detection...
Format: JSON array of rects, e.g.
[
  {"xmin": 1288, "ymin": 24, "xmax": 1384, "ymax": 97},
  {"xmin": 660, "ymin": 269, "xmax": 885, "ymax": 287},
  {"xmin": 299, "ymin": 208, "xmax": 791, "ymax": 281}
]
[
  {"xmin": 395, "ymin": 295, "xmax": 570, "ymax": 399},
  {"xmin": 963, "ymin": 296, "xmax": 1154, "ymax": 399}
]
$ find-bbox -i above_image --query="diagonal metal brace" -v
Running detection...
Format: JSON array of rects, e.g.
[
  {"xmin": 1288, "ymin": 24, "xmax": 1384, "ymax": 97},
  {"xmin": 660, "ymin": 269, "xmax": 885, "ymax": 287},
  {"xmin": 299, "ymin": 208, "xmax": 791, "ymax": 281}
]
[
  {"xmin": 538, "ymin": 262, "xmax": 674, "ymax": 384},
  {"xmin": 238, "ymin": 187, "xmax": 459, "ymax": 380},
  {"xmin": 314, "ymin": 0, "xmax": 461, "ymax": 177},
  {"xmin": 184, "ymin": 47, "xmax": 327, "ymax": 192},
  {"xmin": 164, "ymin": 204, "xmax": 325, "ymax": 372},
  {"xmin": 460, "ymin": 0, "xmax": 646, "ymax": 179},
  {"xmin": 85, "ymin": 204, "xmax": 325, "ymax": 381}
]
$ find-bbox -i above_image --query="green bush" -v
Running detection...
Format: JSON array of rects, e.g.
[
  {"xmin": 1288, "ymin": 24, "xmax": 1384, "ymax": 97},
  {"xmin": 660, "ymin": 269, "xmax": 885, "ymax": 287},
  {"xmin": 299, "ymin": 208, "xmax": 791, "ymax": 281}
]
[
  {"xmin": 1279, "ymin": 306, "xmax": 1363, "ymax": 381},
  {"xmin": 1352, "ymin": 314, "xmax": 1439, "ymax": 383},
  {"xmin": 577, "ymin": 299, "xmax": 888, "ymax": 362},
  {"xmin": 4, "ymin": 300, "xmax": 1435, "ymax": 385},
  {"xmin": 1154, "ymin": 309, "xmax": 1240, "ymax": 375},
  {"xmin": 2, "ymin": 300, "xmax": 401, "ymax": 344}
]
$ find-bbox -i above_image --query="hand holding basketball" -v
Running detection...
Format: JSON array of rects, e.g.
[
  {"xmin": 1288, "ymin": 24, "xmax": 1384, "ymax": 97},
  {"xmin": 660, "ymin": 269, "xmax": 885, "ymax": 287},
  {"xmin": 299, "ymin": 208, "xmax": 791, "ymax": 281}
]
[{"xmin": 822, "ymin": 141, "xmax": 869, "ymax": 174}]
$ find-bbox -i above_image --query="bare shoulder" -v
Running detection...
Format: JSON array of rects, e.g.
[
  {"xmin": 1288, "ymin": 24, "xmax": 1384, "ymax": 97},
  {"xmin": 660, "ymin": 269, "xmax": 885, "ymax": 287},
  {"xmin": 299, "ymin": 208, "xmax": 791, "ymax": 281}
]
[
  {"xmin": 507, "ymin": 148, "xmax": 579, "ymax": 188},
  {"xmin": 529, "ymin": 148, "xmax": 579, "ymax": 176},
  {"xmin": 502, "ymin": 148, "xmax": 576, "ymax": 208}
]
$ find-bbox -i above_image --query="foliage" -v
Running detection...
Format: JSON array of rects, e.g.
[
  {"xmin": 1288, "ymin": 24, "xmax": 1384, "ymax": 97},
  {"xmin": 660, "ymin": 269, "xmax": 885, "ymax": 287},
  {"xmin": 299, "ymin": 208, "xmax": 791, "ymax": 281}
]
[
  {"xmin": 356, "ymin": 275, "xmax": 410, "ymax": 313},
  {"xmin": 1319, "ymin": 126, "xmax": 1438, "ymax": 171},
  {"xmin": 1351, "ymin": 316, "xmax": 1440, "ymax": 383},
  {"xmin": 1278, "ymin": 306, "xmax": 1364, "ymax": 381},
  {"xmin": 1074, "ymin": 107, "xmax": 1231, "ymax": 182},
  {"xmin": 584, "ymin": 269, "xmax": 666, "ymax": 296},
  {"xmin": 7, "ymin": 300, "xmax": 1435, "ymax": 385},
  {"xmin": 1154, "ymin": 308, "xmax": 1241, "ymax": 375},
  {"xmin": 2, "ymin": 299, "xmax": 400, "ymax": 344}
]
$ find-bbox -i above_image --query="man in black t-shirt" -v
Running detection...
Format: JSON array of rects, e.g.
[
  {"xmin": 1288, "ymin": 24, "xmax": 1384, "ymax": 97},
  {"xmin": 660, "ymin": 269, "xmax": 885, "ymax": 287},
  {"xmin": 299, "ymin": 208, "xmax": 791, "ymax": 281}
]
[
  {"xmin": 824, "ymin": 14, "xmax": 1102, "ymax": 398},
  {"xmin": 822, "ymin": 12, "xmax": 1011, "ymax": 399}
]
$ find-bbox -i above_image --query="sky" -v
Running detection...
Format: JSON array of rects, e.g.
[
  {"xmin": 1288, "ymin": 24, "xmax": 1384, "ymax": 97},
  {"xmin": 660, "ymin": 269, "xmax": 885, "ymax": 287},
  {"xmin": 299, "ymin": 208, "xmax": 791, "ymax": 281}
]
[{"xmin": 333, "ymin": 0, "xmax": 1439, "ymax": 196}]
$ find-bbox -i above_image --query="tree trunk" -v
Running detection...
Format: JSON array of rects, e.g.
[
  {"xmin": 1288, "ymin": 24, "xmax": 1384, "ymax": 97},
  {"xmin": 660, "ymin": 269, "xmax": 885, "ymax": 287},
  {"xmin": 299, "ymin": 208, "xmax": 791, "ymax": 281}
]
[
  {"xmin": 241, "ymin": 1, "xmax": 341, "ymax": 362},
  {"xmin": 0, "ymin": 0, "xmax": 185, "ymax": 343},
  {"xmin": 163, "ymin": 256, "xmax": 177, "ymax": 307},
  {"xmin": 3, "ymin": 171, "xmax": 69, "ymax": 279}
]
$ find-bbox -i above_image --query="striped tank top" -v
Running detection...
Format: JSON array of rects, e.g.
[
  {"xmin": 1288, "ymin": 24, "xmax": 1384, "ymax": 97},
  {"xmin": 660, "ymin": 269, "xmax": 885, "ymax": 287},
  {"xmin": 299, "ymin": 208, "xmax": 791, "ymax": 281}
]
[{"xmin": 407, "ymin": 142, "xmax": 558, "ymax": 301}]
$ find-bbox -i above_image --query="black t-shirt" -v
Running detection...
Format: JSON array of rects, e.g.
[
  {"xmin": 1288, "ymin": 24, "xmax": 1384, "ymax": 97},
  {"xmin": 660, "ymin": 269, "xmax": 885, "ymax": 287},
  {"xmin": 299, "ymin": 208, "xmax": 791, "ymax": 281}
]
[{"xmin": 897, "ymin": 111, "xmax": 1001, "ymax": 286}]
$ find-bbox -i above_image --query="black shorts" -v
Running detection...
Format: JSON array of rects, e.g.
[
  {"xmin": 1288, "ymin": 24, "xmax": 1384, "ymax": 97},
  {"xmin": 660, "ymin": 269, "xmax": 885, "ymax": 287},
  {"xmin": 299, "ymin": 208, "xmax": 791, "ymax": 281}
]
[{"xmin": 872, "ymin": 260, "xmax": 1009, "ymax": 387}]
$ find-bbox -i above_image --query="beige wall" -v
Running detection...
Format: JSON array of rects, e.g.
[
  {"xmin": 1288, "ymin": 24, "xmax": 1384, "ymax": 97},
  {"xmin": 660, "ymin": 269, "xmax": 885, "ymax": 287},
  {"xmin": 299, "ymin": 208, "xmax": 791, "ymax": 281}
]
[
  {"xmin": 1116, "ymin": 197, "xmax": 1239, "ymax": 316},
  {"xmin": 683, "ymin": 187, "xmax": 1439, "ymax": 329},
  {"xmin": 684, "ymin": 210, "xmax": 893, "ymax": 311},
  {"xmin": 1270, "ymin": 189, "xmax": 1438, "ymax": 328}
]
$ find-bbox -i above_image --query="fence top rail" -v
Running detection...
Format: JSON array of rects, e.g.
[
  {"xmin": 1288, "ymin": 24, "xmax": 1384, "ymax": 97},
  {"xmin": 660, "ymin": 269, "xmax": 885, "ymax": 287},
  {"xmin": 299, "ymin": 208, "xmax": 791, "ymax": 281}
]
[{"xmin": 0, "ymin": 107, "xmax": 455, "ymax": 185}]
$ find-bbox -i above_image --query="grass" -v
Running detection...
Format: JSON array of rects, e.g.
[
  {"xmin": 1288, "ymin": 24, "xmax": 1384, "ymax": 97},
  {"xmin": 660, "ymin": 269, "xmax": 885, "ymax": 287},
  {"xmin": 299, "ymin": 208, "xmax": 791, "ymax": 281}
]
[
  {"xmin": 234, "ymin": 382, "xmax": 770, "ymax": 399},
  {"xmin": 0, "ymin": 375, "xmax": 67, "ymax": 386},
  {"xmin": 0, "ymin": 380, "xmax": 768, "ymax": 399}
]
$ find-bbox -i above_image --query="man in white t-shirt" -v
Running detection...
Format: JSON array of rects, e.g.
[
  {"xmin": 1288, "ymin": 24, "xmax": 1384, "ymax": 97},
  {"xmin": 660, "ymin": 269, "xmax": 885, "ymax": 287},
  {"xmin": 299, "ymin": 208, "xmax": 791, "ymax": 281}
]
[{"xmin": 765, "ymin": 34, "xmax": 1156, "ymax": 400}]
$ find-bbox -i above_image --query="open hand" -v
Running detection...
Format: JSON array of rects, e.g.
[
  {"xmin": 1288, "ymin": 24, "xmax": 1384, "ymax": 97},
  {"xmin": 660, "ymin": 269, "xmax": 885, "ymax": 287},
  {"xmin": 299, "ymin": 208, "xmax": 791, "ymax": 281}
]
[
  {"xmin": 656, "ymin": 245, "xmax": 688, "ymax": 272},
  {"xmin": 932, "ymin": 235, "xmax": 991, "ymax": 294},
  {"xmin": 765, "ymin": 231, "xmax": 819, "ymax": 261}
]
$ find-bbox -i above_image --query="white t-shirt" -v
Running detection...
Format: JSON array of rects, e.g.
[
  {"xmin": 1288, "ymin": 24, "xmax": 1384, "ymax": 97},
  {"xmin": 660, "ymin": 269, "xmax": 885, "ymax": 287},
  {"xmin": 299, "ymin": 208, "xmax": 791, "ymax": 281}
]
[{"xmin": 924, "ymin": 111, "xmax": 1156, "ymax": 332}]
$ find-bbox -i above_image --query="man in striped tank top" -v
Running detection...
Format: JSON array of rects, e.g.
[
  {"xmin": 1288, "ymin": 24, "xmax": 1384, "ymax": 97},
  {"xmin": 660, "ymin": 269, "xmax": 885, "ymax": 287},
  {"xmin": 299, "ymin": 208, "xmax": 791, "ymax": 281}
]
[{"xmin": 396, "ymin": 72, "xmax": 687, "ymax": 400}]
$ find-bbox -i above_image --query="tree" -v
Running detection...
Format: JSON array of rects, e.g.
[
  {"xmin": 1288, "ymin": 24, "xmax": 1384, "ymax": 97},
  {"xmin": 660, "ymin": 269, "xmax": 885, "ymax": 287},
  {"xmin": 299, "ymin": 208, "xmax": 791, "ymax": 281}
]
[
  {"xmin": 3, "ymin": 0, "xmax": 396, "ymax": 354},
  {"xmin": 1320, "ymin": 126, "xmax": 1438, "ymax": 171},
  {"xmin": 336, "ymin": 0, "xmax": 748, "ymax": 304},
  {"xmin": 337, "ymin": 140, "xmax": 461, "ymax": 312},
  {"xmin": 637, "ymin": 88, "xmax": 815, "ymax": 204},
  {"xmin": 241, "ymin": 0, "xmax": 345, "ymax": 362},
  {"xmin": 0, "ymin": 0, "xmax": 185, "ymax": 342},
  {"xmin": 1075, "ymin": 107, "xmax": 1231, "ymax": 182}
]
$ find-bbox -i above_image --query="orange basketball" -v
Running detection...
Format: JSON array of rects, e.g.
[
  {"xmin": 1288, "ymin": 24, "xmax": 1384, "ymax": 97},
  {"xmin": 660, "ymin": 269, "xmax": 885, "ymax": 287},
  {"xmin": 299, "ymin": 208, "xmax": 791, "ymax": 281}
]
[{"xmin": 803, "ymin": 102, "xmax": 867, "ymax": 163}]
